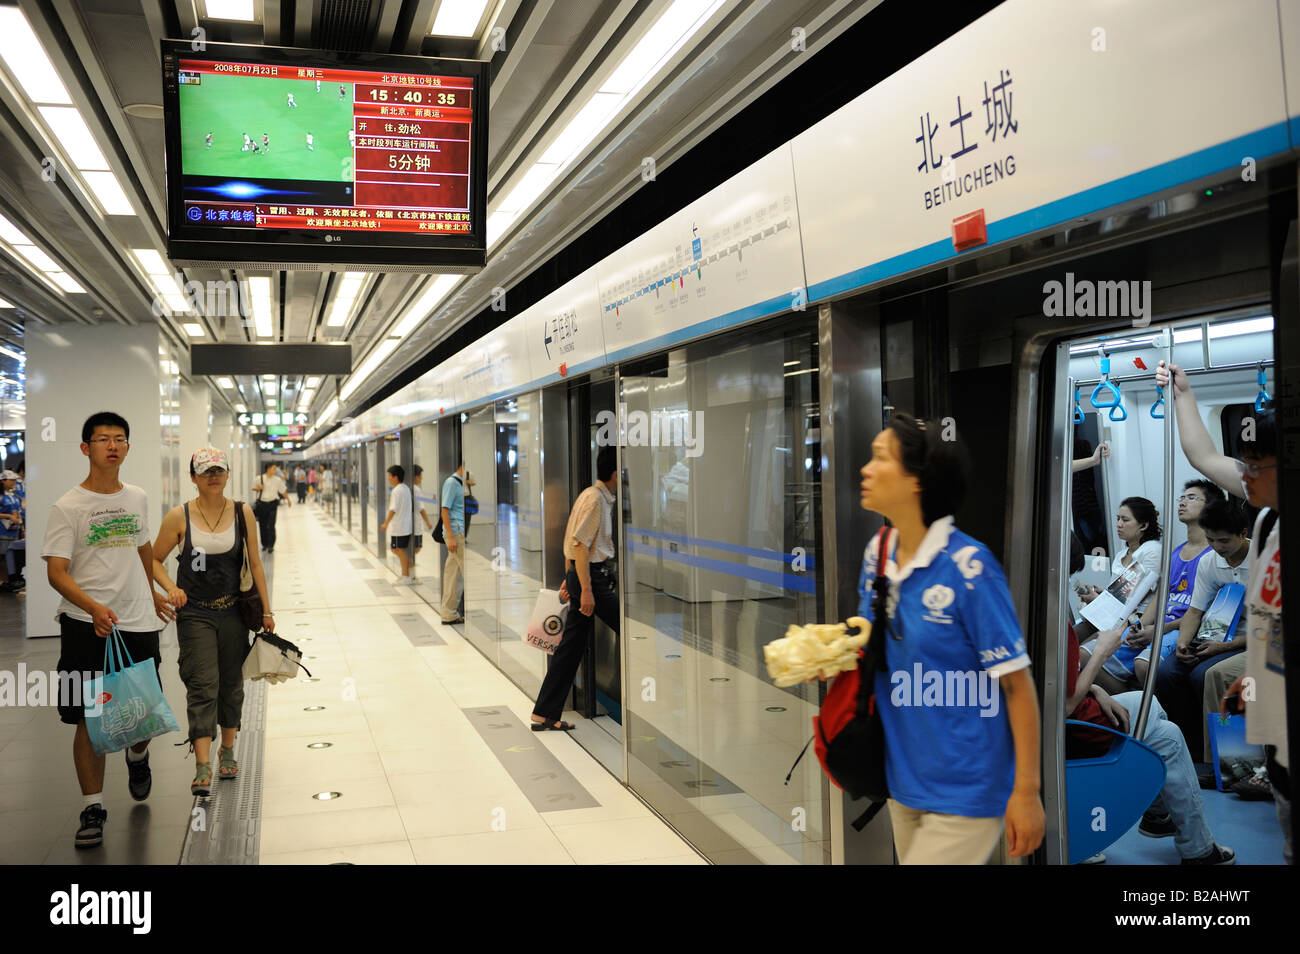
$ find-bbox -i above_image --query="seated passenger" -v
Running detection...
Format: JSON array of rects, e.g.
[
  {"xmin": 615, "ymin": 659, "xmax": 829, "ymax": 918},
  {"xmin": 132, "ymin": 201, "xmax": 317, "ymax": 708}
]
[
  {"xmin": 1127, "ymin": 479, "xmax": 1226, "ymax": 684},
  {"xmin": 1077, "ymin": 497, "xmax": 1163, "ymax": 692},
  {"xmin": 1154, "ymin": 498, "xmax": 1250, "ymax": 764},
  {"xmin": 857, "ymin": 413, "xmax": 1043, "ymax": 864},
  {"xmin": 1066, "ymin": 622, "xmax": 1234, "ymax": 864}
]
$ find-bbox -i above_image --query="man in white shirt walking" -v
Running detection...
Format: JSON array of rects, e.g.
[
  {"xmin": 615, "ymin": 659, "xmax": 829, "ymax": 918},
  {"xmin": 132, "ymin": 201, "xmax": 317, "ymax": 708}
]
[
  {"xmin": 380, "ymin": 464, "xmax": 416, "ymax": 584},
  {"xmin": 252, "ymin": 462, "xmax": 291, "ymax": 553},
  {"xmin": 43, "ymin": 411, "xmax": 177, "ymax": 850}
]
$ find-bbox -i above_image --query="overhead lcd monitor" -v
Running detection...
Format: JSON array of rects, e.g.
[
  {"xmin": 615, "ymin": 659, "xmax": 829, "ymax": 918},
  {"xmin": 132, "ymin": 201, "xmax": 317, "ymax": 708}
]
[{"xmin": 161, "ymin": 40, "xmax": 488, "ymax": 271}]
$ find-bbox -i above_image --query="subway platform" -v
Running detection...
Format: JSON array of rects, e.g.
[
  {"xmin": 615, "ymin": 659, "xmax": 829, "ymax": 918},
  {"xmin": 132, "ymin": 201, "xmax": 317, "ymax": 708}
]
[{"xmin": 0, "ymin": 498, "xmax": 703, "ymax": 865}]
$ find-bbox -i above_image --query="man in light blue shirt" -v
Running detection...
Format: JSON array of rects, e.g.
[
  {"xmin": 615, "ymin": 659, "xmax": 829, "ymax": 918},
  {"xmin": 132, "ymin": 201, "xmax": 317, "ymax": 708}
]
[{"xmin": 439, "ymin": 462, "xmax": 466, "ymax": 623}]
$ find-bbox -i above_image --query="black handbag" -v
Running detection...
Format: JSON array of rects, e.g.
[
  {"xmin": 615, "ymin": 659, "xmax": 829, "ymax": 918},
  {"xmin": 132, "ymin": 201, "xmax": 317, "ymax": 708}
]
[{"xmin": 234, "ymin": 504, "xmax": 264, "ymax": 632}]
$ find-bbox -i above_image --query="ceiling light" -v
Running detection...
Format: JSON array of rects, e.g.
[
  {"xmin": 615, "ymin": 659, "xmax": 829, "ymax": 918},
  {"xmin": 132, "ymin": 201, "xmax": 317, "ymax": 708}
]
[
  {"xmin": 264, "ymin": 381, "xmax": 276, "ymax": 395},
  {"xmin": 0, "ymin": 298, "xmax": 11, "ymax": 308},
  {"xmin": 184, "ymin": 323, "xmax": 204, "ymax": 337},
  {"xmin": 0, "ymin": 8, "xmax": 72, "ymax": 105},
  {"xmin": 340, "ymin": 338, "xmax": 398, "ymax": 401},
  {"xmin": 82, "ymin": 171, "xmax": 134, "ymax": 215},
  {"xmin": 249, "ymin": 276, "xmax": 273, "ymax": 337},
  {"xmin": 497, "ymin": 163, "xmax": 560, "ymax": 215},
  {"xmin": 391, "ymin": 275, "xmax": 459, "ymax": 338},
  {"xmin": 47, "ymin": 271, "xmax": 84, "ymax": 294},
  {"xmin": 218, "ymin": 377, "xmax": 235, "ymax": 389},
  {"xmin": 37, "ymin": 106, "xmax": 110, "ymax": 170},
  {"xmin": 599, "ymin": 0, "xmax": 723, "ymax": 97},
  {"xmin": 305, "ymin": 376, "xmax": 321, "ymax": 389},
  {"xmin": 486, "ymin": 210, "xmax": 516, "ymax": 247},
  {"xmin": 538, "ymin": 93, "xmax": 621, "ymax": 166},
  {"xmin": 0, "ymin": 345, "xmax": 23, "ymax": 362},
  {"xmin": 428, "ymin": 0, "xmax": 490, "ymax": 37},
  {"xmin": 317, "ymin": 397, "xmax": 339, "ymax": 427},
  {"xmin": 1207, "ymin": 316, "xmax": 1273, "ymax": 339},
  {"xmin": 203, "ymin": 0, "xmax": 256, "ymax": 21},
  {"xmin": 234, "ymin": 403, "xmax": 247, "ymax": 413},
  {"xmin": 12, "ymin": 245, "xmax": 58, "ymax": 272},
  {"xmin": 132, "ymin": 249, "xmax": 169, "ymax": 276},
  {"xmin": 325, "ymin": 272, "xmax": 365, "ymax": 327},
  {"xmin": 0, "ymin": 215, "xmax": 29, "ymax": 245}
]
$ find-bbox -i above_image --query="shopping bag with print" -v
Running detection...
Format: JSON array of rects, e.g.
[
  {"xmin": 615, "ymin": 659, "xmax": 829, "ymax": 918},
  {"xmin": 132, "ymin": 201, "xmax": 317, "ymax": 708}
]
[
  {"xmin": 526, "ymin": 588, "xmax": 568, "ymax": 654},
  {"xmin": 83, "ymin": 625, "xmax": 180, "ymax": 756}
]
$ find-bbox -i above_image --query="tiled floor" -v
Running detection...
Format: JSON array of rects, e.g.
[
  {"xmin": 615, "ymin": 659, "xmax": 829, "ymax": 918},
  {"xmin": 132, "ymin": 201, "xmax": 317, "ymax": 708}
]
[
  {"xmin": 254, "ymin": 503, "xmax": 704, "ymax": 865},
  {"xmin": 0, "ymin": 502, "xmax": 704, "ymax": 865}
]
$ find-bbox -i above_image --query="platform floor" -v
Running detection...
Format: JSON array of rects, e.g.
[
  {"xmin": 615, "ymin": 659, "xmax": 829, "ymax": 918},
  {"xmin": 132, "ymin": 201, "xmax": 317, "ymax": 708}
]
[{"xmin": 0, "ymin": 500, "xmax": 703, "ymax": 865}]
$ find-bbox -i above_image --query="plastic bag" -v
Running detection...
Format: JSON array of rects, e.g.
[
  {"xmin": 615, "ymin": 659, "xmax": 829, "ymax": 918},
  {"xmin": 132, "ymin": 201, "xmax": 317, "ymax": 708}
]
[
  {"xmin": 526, "ymin": 588, "xmax": 568, "ymax": 654},
  {"xmin": 83, "ymin": 625, "xmax": 180, "ymax": 756}
]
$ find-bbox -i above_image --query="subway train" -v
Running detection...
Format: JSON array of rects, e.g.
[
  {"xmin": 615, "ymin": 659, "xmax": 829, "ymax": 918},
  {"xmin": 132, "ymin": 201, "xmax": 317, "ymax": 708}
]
[{"xmin": 301, "ymin": 1, "xmax": 1298, "ymax": 865}]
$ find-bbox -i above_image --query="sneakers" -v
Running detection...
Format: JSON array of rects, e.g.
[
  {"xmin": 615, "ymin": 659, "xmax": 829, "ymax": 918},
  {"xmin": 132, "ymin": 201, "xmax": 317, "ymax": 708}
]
[
  {"xmin": 440, "ymin": 616, "xmax": 464, "ymax": 625},
  {"xmin": 126, "ymin": 750, "xmax": 152, "ymax": 801},
  {"xmin": 1080, "ymin": 851, "xmax": 1107, "ymax": 864},
  {"xmin": 394, "ymin": 577, "xmax": 418, "ymax": 586},
  {"xmin": 1138, "ymin": 810, "xmax": 1176, "ymax": 838},
  {"xmin": 1182, "ymin": 844, "xmax": 1236, "ymax": 865},
  {"xmin": 75, "ymin": 804, "xmax": 107, "ymax": 849}
]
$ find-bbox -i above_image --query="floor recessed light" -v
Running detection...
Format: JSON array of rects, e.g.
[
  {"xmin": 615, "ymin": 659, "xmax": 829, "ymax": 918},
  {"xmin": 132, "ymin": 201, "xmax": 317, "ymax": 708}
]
[
  {"xmin": 303, "ymin": 705, "xmax": 326, "ymax": 711},
  {"xmin": 307, "ymin": 742, "xmax": 332, "ymax": 749},
  {"xmin": 709, "ymin": 677, "xmax": 730, "ymax": 682},
  {"xmin": 312, "ymin": 791, "xmax": 342, "ymax": 800},
  {"xmin": 765, "ymin": 706, "xmax": 787, "ymax": 713}
]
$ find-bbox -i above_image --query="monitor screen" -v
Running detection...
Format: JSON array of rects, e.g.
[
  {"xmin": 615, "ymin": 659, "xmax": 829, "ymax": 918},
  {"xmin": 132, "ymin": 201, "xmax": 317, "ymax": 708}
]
[{"xmin": 162, "ymin": 40, "xmax": 488, "ymax": 271}]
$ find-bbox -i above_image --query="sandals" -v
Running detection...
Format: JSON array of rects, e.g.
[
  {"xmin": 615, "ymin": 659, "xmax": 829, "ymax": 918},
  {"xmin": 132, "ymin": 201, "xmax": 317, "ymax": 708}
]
[
  {"xmin": 192, "ymin": 762, "xmax": 213, "ymax": 798},
  {"xmin": 218, "ymin": 746, "xmax": 238, "ymax": 780},
  {"xmin": 530, "ymin": 719, "xmax": 575, "ymax": 732}
]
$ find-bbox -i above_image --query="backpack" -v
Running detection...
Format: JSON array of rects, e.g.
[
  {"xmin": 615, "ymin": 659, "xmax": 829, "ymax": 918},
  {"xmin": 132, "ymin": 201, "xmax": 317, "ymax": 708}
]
[
  {"xmin": 812, "ymin": 526, "xmax": 895, "ymax": 830},
  {"xmin": 431, "ymin": 475, "xmax": 468, "ymax": 544}
]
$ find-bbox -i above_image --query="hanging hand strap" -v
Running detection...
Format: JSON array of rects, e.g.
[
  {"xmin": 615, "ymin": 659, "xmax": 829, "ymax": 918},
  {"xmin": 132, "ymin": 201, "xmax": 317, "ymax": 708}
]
[
  {"xmin": 1255, "ymin": 363, "xmax": 1271, "ymax": 412},
  {"xmin": 1149, "ymin": 385, "xmax": 1165, "ymax": 419},
  {"xmin": 1073, "ymin": 387, "xmax": 1084, "ymax": 424},
  {"xmin": 1090, "ymin": 352, "xmax": 1123, "ymax": 411}
]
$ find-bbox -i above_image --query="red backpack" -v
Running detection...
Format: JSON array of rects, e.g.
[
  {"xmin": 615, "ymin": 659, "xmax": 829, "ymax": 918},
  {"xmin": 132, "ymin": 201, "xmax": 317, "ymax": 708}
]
[{"xmin": 813, "ymin": 526, "xmax": 894, "ymax": 830}]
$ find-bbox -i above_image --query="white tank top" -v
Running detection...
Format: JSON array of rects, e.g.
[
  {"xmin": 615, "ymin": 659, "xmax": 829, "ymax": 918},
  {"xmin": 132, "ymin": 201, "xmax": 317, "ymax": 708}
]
[{"xmin": 190, "ymin": 521, "xmax": 237, "ymax": 554}]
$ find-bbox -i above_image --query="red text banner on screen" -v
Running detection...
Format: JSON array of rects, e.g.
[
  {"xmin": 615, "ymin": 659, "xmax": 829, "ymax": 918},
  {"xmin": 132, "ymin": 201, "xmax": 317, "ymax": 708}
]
[{"xmin": 179, "ymin": 59, "xmax": 474, "ymax": 232}]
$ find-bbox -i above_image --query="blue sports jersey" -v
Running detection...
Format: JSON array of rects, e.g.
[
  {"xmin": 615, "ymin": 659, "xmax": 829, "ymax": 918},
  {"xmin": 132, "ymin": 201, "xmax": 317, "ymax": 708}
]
[
  {"xmin": 857, "ymin": 517, "xmax": 1029, "ymax": 817},
  {"xmin": 0, "ymin": 490, "xmax": 21, "ymax": 539},
  {"xmin": 1106, "ymin": 543, "xmax": 1211, "ymax": 676}
]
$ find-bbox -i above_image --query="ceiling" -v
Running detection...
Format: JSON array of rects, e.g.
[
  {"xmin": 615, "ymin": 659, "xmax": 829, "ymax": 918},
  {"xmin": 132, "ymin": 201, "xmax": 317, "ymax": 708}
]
[{"xmin": 0, "ymin": 0, "xmax": 876, "ymax": 443}]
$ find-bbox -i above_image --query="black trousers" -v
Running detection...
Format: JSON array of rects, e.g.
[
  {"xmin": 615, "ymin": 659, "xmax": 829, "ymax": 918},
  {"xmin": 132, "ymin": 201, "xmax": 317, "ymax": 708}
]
[
  {"xmin": 255, "ymin": 500, "xmax": 279, "ymax": 550},
  {"xmin": 532, "ymin": 562, "xmax": 619, "ymax": 721}
]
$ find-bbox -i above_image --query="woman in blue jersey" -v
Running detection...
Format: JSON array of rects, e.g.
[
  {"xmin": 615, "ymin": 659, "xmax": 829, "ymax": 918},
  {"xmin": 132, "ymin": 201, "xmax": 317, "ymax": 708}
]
[{"xmin": 858, "ymin": 413, "xmax": 1044, "ymax": 863}]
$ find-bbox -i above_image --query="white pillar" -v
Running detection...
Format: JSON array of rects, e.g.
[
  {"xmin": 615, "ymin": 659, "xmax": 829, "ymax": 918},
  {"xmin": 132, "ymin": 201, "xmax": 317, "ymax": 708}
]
[
  {"xmin": 178, "ymin": 382, "xmax": 211, "ymax": 474},
  {"xmin": 25, "ymin": 324, "xmax": 167, "ymax": 638}
]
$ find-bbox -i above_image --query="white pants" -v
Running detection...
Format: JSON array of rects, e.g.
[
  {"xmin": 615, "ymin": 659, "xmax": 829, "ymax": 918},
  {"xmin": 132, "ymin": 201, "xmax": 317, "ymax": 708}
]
[{"xmin": 888, "ymin": 800, "xmax": 1004, "ymax": 864}]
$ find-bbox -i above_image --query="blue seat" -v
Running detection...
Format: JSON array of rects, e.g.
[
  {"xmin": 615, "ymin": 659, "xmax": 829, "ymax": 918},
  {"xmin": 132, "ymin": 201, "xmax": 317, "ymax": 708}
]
[{"xmin": 1065, "ymin": 720, "xmax": 1167, "ymax": 864}]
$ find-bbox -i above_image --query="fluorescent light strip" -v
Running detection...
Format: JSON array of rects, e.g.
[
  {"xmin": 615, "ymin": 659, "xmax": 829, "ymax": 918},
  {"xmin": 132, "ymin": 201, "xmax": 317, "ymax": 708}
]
[
  {"xmin": 37, "ymin": 106, "xmax": 110, "ymax": 171},
  {"xmin": 340, "ymin": 338, "xmax": 399, "ymax": 401},
  {"xmin": 12, "ymin": 244, "xmax": 58, "ymax": 272},
  {"xmin": 249, "ymin": 276, "xmax": 273, "ymax": 337},
  {"xmin": 0, "ymin": 8, "xmax": 72, "ymax": 104},
  {"xmin": 0, "ymin": 345, "xmax": 23, "ymax": 362},
  {"xmin": 0, "ymin": 298, "xmax": 11, "ymax": 308},
  {"xmin": 218, "ymin": 377, "xmax": 235, "ymax": 389},
  {"xmin": 391, "ymin": 274, "xmax": 459, "ymax": 338},
  {"xmin": 82, "ymin": 171, "xmax": 134, "ymax": 216},
  {"xmin": 325, "ymin": 272, "xmax": 365, "ymax": 327},
  {"xmin": 488, "ymin": 0, "xmax": 723, "ymax": 245},
  {"xmin": 46, "ymin": 271, "xmax": 84, "ymax": 294},
  {"xmin": 203, "ymin": 0, "xmax": 256, "ymax": 22},
  {"xmin": 184, "ymin": 323, "xmax": 204, "ymax": 337},
  {"xmin": 429, "ymin": 0, "xmax": 490, "ymax": 37}
]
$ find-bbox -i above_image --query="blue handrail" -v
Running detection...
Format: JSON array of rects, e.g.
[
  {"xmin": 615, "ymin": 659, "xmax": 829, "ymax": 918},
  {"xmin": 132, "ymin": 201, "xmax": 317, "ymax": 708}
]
[
  {"xmin": 1150, "ymin": 384, "xmax": 1165, "ymax": 419},
  {"xmin": 1090, "ymin": 350, "xmax": 1125, "ymax": 420},
  {"xmin": 1255, "ymin": 363, "xmax": 1271, "ymax": 412},
  {"xmin": 1073, "ymin": 387, "xmax": 1084, "ymax": 423}
]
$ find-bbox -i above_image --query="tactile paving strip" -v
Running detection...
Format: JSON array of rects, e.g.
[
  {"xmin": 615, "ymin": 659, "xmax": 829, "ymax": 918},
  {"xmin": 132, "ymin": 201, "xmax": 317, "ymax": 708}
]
[{"xmin": 177, "ymin": 676, "xmax": 267, "ymax": 865}]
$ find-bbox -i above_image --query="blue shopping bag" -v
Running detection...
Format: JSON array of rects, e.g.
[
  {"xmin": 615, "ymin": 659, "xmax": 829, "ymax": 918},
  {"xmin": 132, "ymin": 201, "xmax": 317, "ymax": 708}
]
[{"xmin": 82, "ymin": 625, "xmax": 180, "ymax": 756}]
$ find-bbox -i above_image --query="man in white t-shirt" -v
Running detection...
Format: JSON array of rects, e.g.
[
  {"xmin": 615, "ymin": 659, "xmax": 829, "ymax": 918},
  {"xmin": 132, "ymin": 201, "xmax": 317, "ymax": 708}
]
[
  {"xmin": 1158, "ymin": 361, "xmax": 1289, "ymax": 864},
  {"xmin": 42, "ymin": 411, "xmax": 176, "ymax": 851},
  {"xmin": 252, "ymin": 462, "xmax": 291, "ymax": 553},
  {"xmin": 380, "ymin": 464, "xmax": 415, "ymax": 584}
]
